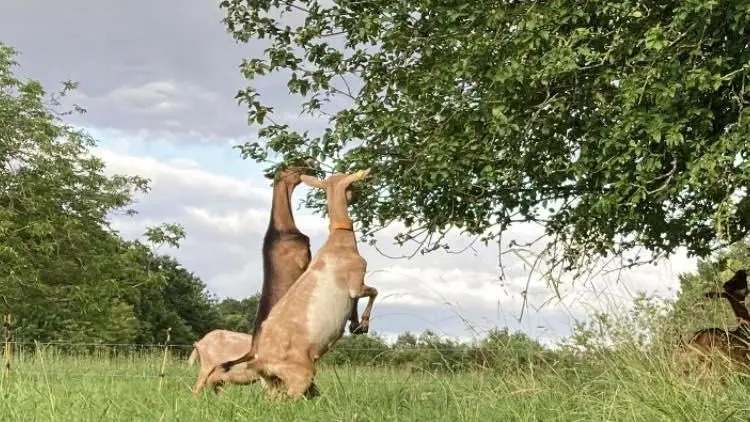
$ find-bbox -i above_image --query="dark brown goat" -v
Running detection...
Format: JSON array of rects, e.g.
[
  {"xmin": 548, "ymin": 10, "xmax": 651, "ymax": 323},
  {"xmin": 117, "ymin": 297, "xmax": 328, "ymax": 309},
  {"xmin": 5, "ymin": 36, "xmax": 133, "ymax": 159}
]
[
  {"xmin": 679, "ymin": 270, "xmax": 750, "ymax": 373},
  {"xmin": 722, "ymin": 269, "xmax": 748, "ymax": 297},
  {"xmin": 251, "ymin": 164, "xmax": 314, "ymax": 352},
  {"xmin": 684, "ymin": 325, "xmax": 750, "ymax": 368}
]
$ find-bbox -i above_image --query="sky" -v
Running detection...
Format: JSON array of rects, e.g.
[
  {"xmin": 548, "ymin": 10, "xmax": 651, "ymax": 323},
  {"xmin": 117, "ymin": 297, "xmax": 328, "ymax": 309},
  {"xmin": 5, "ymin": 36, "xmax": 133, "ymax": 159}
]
[{"xmin": 0, "ymin": 0, "xmax": 699, "ymax": 346}]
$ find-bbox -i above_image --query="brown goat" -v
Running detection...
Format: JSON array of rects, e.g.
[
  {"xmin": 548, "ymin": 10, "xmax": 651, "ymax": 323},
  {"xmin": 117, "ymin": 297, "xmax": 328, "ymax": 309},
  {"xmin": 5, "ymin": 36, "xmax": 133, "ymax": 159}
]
[
  {"xmin": 250, "ymin": 165, "xmax": 312, "ymax": 354},
  {"xmin": 683, "ymin": 325, "xmax": 750, "ymax": 367},
  {"xmin": 213, "ymin": 169, "xmax": 377, "ymax": 400},
  {"xmin": 188, "ymin": 329, "xmax": 261, "ymax": 395},
  {"xmin": 679, "ymin": 271, "xmax": 750, "ymax": 374}
]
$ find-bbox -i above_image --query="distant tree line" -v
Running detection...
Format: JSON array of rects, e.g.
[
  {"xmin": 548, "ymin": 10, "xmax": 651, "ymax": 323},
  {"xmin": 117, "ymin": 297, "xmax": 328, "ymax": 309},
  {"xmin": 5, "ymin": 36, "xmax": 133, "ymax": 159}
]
[{"xmin": 320, "ymin": 328, "xmax": 566, "ymax": 374}]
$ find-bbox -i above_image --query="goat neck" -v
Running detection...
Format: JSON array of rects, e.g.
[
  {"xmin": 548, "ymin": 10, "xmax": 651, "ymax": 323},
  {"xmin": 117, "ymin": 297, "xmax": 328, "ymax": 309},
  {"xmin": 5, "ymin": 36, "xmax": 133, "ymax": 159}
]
[
  {"xmin": 268, "ymin": 175, "xmax": 300, "ymax": 233},
  {"xmin": 251, "ymin": 166, "xmax": 312, "ymax": 352},
  {"xmin": 325, "ymin": 183, "xmax": 360, "ymax": 249}
]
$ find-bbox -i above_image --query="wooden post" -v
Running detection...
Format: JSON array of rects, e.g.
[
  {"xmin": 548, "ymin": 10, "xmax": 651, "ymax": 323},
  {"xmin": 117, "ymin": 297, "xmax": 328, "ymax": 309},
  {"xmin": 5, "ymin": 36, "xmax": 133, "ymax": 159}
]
[
  {"xmin": 158, "ymin": 327, "xmax": 172, "ymax": 392},
  {"xmin": 3, "ymin": 314, "xmax": 11, "ymax": 376}
]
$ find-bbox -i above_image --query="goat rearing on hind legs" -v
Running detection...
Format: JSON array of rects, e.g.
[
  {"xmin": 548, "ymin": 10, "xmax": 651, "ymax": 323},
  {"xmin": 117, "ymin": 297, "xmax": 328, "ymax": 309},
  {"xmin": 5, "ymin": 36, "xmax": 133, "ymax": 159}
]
[{"xmin": 211, "ymin": 168, "xmax": 377, "ymax": 401}]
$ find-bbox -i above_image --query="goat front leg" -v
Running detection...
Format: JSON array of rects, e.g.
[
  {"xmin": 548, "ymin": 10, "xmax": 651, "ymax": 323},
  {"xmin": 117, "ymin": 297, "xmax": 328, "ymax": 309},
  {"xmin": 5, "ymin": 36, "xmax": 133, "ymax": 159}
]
[{"xmin": 350, "ymin": 285, "xmax": 378, "ymax": 334}]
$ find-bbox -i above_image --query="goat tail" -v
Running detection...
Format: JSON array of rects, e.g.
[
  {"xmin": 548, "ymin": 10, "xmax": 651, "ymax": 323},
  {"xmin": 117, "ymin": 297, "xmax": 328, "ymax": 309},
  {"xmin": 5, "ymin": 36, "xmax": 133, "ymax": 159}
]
[
  {"xmin": 204, "ymin": 352, "xmax": 260, "ymax": 384},
  {"xmin": 188, "ymin": 345, "xmax": 199, "ymax": 366},
  {"xmin": 221, "ymin": 341, "xmax": 258, "ymax": 372},
  {"xmin": 220, "ymin": 350, "xmax": 257, "ymax": 373}
]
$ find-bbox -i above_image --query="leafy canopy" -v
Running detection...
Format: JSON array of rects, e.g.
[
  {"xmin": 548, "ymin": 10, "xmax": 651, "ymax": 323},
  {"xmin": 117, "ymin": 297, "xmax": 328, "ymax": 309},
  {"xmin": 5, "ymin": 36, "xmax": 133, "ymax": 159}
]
[{"xmin": 221, "ymin": 0, "xmax": 750, "ymax": 272}]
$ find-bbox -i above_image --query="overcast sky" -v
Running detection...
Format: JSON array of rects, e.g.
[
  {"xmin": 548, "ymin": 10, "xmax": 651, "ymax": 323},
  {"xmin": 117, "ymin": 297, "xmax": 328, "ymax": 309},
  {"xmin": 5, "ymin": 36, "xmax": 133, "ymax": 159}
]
[{"xmin": 0, "ymin": 0, "xmax": 698, "ymax": 345}]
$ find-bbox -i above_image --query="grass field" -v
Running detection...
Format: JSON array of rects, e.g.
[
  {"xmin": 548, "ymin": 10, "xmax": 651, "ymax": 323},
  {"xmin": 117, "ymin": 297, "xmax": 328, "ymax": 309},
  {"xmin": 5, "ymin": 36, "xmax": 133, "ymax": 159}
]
[{"xmin": 1, "ymin": 347, "xmax": 750, "ymax": 421}]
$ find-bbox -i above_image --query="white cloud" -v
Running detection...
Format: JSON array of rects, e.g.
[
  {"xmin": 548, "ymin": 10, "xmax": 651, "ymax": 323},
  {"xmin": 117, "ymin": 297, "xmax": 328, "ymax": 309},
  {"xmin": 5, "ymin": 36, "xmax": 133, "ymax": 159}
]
[
  {"xmin": 367, "ymin": 266, "xmax": 535, "ymax": 309},
  {"xmin": 94, "ymin": 147, "xmax": 271, "ymax": 207},
  {"xmin": 104, "ymin": 80, "xmax": 211, "ymax": 115},
  {"xmin": 182, "ymin": 206, "xmax": 331, "ymax": 240}
]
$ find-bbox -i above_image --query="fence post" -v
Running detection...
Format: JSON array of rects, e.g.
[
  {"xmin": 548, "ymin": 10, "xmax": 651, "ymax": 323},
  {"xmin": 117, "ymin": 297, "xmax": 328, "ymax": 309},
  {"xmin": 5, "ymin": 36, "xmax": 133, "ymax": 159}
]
[
  {"xmin": 158, "ymin": 327, "xmax": 172, "ymax": 392},
  {"xmin": 3, "ymin": 314, "xmax": 11, "ymax": 376}
]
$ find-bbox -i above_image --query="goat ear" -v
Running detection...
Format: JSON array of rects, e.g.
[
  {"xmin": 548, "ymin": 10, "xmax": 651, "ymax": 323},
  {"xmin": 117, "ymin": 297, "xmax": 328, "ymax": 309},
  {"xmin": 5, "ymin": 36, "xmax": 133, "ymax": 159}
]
[{"xmin": 300, "ymin": 175, "xmax": 326, "ymax": 189}]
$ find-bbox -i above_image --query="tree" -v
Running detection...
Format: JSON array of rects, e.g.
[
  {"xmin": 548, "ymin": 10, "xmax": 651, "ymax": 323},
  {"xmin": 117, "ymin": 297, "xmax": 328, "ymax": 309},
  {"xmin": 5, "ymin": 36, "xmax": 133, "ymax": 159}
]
[
  {"xmin": 214, "ymin": 295, "xmax": 261, "ymax": 333},
  {"xmin": 472, "ymin": 328, "xmax": 551, "ymax": 372},
  {"xmin": 0, "ymin": 43, "xmax": 184, "ymax": 343},
  {"xmin": 121, "ymin": 242, "xmax": 224, "ymax": 345},
  {"xmin": 393, "ymin": 331, "xmax": 418, "ymax": 348},
  {"xmin": 220, "ymin": 0, "xmax": 750, "ymax": 274},
  {"xmin": 322, "ymin": 331, "xmax": 390, "ymax": 366}
]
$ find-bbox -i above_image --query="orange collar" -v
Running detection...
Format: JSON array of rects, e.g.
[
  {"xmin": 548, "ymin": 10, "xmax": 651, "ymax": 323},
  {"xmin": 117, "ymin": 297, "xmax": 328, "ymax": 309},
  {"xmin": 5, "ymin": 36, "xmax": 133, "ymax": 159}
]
[{"xmin": 329, "ymin": 221, "xmax": 354, "ymax": 232}]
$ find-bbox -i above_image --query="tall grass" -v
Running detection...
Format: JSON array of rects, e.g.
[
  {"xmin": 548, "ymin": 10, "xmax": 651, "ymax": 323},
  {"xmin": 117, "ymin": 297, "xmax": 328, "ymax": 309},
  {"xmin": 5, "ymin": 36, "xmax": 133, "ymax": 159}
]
[
  {"xmin": 2, "ymin": 294, "xmax": 749, "ymax": 420},
  {"xmin": 1, "ymin": 342, "xmax": 750, "ymax": 421}
]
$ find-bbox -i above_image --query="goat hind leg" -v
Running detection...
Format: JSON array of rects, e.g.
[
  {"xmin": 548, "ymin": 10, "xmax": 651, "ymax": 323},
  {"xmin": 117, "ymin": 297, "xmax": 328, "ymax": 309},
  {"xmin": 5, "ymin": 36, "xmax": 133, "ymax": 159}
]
[
  {"xmin": 306, "ymin": 381, "xmax": 320, "ymax": 398},
  {"xmin": 348, "ymin": 297, "xmax": 362, "ymax": 334},
  {"xmin": 191, "ymin": 366, "xmax": 211, "ymax": 396},
  {"xmin": 212, "ymin": 380, "xmax": 226, "ymax": 396},
  {"xmin": 274, "ymin": 363, "xmax": 315, "ymax": 401},
  {"xmin": 351, "ymin": 285, "xmax": 378, "ymax": 334},
  {"xmin": 260, "ymin": 376, "xmax": 283, "ymax": 401}
]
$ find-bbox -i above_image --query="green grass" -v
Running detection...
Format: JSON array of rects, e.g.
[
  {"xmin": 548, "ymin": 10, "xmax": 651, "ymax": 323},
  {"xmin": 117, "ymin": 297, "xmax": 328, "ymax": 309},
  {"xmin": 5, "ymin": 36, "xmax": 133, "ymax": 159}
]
[{"xmin": 2, "ymin": 347, "xmax": 750, "ymax": 421}]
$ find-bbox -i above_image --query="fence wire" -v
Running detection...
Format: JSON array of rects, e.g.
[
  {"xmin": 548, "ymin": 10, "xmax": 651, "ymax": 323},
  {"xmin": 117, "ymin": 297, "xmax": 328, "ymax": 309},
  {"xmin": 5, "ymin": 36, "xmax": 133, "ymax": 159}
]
[
  {"xmin": 8, "ymin": 341, "xmax": 193, "ymax": 349},
  {"xmin": 1, "ymin": 339, "xmax": 555, "ymax": 382},
  {"xmin": 4, "ymin": 341, "xmax": 539, "ymax": 352},
  {"xmin": 13, "ymin": 371, "xmax": 195, "ymax": 380}
]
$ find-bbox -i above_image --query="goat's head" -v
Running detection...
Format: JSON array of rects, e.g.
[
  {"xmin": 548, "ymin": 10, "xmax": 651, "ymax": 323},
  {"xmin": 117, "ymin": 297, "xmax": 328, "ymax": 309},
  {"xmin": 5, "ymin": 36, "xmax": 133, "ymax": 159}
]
[
  {"xmin": 724, "ymin": 269, "xmax": 748, "ymax": 300},
  {"xmin": 265, "ymin": 158, "xmax": 318, "ymax": 187},
  {"xmin": 300, "ymin": 168, "xmax": 371, "ymax": 205}
]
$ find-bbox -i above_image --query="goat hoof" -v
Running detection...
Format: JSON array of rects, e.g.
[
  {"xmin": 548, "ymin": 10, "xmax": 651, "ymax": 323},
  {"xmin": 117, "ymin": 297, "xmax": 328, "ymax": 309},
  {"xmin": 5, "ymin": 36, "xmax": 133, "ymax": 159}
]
[
  {"xmin": 350, "ymin": 322, "xmax": 369, "ymax": 335},
  {"xmin": 305, "ymin": 383, "xmax": 321, "ymax": 398}
]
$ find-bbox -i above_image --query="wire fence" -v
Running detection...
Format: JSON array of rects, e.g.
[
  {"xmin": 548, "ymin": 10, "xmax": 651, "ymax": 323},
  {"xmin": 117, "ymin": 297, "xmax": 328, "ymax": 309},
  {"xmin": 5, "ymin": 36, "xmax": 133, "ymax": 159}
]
[
  {"xmin": 3, "ymin": 340, "xmax": 551, "ymax": 352},
  {"xmin": 8, "ymin": 341, "xmax": 193, "ymax": 348},
  {"xmin": 0, "ymin": 316, "xmax": 565, "ymax": 382},
  {"xmin": 1, "ymin": 341, "xmax": 557, "ymax": 380},
  {"xmin": 10, "ymin": 371, "xmax": 196, "ymax": 380}
]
